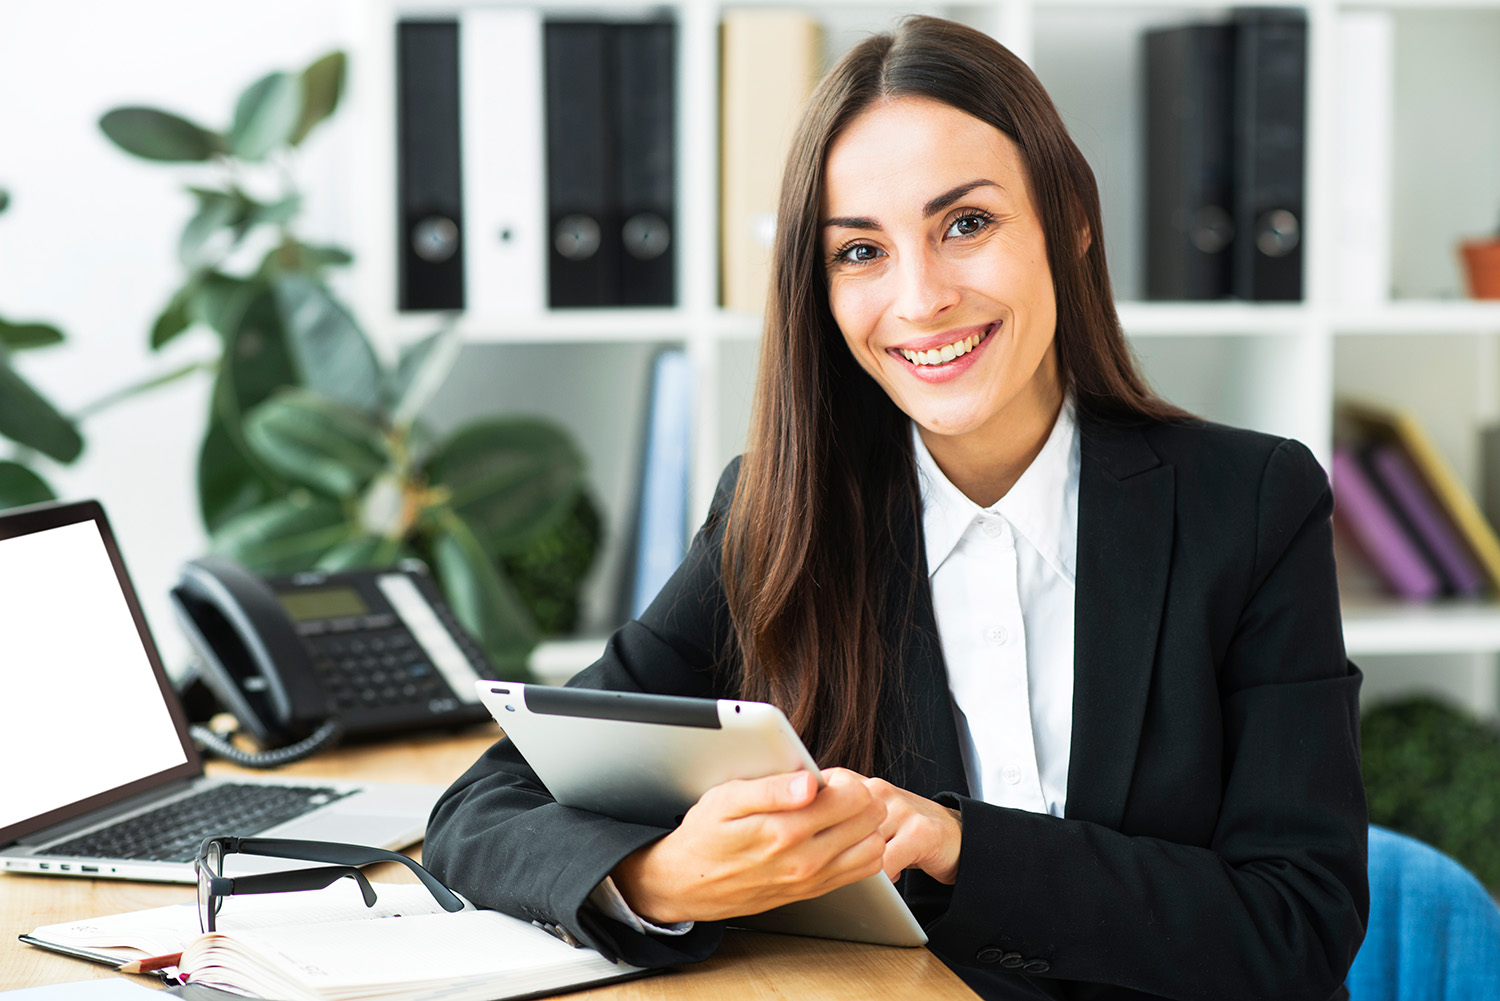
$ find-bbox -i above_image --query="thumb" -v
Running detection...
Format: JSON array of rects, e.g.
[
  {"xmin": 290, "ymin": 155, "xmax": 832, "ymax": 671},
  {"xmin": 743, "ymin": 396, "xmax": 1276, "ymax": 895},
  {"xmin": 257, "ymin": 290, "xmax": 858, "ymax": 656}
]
[{"xmin": 709, "ymin": 770, "xmax": 819, "ymax": 819}]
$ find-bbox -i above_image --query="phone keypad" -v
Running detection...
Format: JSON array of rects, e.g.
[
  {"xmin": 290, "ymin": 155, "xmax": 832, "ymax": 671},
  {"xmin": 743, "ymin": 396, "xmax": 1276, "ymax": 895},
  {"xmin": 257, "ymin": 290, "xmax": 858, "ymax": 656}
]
[{"xmin": 309, "ymin": 629, "xmax": 458, "ymax": 715}]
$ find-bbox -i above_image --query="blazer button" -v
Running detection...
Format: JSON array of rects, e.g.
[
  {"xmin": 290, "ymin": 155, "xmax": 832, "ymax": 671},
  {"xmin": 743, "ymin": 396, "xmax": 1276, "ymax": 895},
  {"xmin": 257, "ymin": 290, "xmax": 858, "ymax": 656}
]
[
  {"xmin": 975, "ymin": 946, "xmax": 1005, "ymax": 963},
  {"xmin": 999, "ymin": 952, "xmax": 1025, "ymax": 968},
  {"xmin": 1023, "ymin": 959, "xmax": 1051, "ymax": 974}
]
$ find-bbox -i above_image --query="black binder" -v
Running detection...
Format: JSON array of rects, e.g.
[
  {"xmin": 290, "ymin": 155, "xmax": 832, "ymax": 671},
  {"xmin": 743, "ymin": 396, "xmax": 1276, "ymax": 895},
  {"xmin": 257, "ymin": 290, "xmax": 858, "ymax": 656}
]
[
  {"xmin": 1231, "ymin": 9, "xmax": 1306, "ymax": 302},
  {"xmin": 544, "ymin": 21, "xmax": 619, "ymax": 308},
  {"xmin": 396, "ymin": 20, "xmax": 465, "ymax": 311},
  {"xmin": 1143, "ymin": 24, "xmax": 1235, "ymax": 301},
  {"xmin": 613, "ymin": 21, "xmax": 676, "ymax": 307}
]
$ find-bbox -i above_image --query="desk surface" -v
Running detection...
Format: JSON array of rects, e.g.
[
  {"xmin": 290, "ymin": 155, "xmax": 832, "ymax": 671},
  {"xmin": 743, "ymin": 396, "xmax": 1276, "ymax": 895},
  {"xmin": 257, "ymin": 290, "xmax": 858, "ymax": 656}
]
[{"xmin": 2, "ymin": 727, "xmax": 977, "ymax": 999}]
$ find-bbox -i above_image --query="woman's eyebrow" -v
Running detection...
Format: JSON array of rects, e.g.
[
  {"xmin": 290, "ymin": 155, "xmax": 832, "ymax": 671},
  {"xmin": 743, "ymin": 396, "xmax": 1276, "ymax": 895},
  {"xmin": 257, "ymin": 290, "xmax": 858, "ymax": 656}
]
[
  {"xmin": 923, "ymin": 179, "xmax": 999, "ymax": 217},
  {"xmin": 822, "ymin": 179, "xmax": 1002, "ymax": 232}
]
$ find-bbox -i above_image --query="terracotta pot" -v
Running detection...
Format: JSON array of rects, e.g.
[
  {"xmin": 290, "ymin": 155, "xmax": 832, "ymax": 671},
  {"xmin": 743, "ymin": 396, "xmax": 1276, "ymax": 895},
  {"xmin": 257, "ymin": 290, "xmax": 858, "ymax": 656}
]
[{"xmin": 1460, "ymin": 238, "xmax": 1500, "ymax": 299}]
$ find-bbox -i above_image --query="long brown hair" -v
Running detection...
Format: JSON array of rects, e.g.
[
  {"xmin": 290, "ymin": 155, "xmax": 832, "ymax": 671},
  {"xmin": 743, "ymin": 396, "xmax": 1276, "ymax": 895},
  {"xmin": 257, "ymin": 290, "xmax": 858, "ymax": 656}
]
[{"xmin": 722, "ymin": 16, "xmax": 1186, "ymax": 774}]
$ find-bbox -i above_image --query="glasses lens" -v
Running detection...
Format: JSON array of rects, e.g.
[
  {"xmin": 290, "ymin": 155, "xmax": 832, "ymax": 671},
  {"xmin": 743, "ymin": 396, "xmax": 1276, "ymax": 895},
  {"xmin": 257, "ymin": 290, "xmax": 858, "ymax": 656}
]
[{"xmin": 196, "ymin": 841, "xmax": 222, "ymax": 933}]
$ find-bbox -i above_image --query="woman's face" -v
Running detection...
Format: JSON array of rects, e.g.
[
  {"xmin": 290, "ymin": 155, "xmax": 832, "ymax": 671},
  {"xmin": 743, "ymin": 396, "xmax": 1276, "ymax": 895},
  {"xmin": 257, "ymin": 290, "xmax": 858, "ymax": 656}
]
[{"xmin": 820, "ymin": 97, "xmax": 1062, "ymax": 452}]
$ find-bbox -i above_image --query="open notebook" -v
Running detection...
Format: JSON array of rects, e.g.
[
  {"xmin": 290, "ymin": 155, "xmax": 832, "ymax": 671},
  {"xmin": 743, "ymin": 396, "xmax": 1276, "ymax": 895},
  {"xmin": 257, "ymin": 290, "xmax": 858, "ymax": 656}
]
[{"xmin": 23, "ymin": 882, "xmax": 649, "ymax": 1001}]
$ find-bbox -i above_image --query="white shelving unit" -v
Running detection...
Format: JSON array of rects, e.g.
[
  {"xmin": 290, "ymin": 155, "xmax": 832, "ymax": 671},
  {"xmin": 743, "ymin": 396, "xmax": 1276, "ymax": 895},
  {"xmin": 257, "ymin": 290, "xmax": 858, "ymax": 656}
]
[{"xmin": 343, "ymin": 0, "xmax": 1500, "ymax": 698}]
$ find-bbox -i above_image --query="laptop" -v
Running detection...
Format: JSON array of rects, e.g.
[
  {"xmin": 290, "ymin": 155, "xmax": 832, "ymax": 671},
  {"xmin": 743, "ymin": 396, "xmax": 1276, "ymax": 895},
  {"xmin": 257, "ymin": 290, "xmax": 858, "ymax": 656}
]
[{"xmin": 0, "ymin": 499, "xmax": 443, "ymax": 883}]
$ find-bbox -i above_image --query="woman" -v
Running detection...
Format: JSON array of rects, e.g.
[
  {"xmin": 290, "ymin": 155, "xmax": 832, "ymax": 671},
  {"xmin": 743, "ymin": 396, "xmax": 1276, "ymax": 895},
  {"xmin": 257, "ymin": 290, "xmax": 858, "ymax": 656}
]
[{"xmin": 425, "ymin": 16, "xmax": 1368, "ymax": 1000}]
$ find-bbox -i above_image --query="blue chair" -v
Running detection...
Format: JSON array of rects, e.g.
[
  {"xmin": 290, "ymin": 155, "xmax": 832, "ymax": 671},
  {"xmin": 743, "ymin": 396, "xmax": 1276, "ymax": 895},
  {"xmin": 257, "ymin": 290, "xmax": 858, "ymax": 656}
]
[{"xmin": 1347, "ymin": 825, "xmax": 1500, "ymax": 999}]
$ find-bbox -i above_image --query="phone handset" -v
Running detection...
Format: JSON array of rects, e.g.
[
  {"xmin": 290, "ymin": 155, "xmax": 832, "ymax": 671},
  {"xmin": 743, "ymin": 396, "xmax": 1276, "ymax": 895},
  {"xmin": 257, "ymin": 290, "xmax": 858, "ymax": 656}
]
[{"xmin": 172, "ymin": 557, "xmax": 333, "ymax": 744}]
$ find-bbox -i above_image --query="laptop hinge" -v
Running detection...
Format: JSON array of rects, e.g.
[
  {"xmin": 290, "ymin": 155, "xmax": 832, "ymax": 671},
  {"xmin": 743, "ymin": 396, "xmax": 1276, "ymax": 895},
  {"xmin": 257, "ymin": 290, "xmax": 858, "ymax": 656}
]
[{"xmin": 16, "ymin": 778, "xmax": 199, "ymax": 846}]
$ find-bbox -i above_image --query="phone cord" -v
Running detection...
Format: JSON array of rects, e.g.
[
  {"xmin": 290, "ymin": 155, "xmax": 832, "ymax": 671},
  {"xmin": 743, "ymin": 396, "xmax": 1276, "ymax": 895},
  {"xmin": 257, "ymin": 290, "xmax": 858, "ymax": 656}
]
[{"xmin": 189, "ymin": 718, "xmax": 346, "ymax": 769}]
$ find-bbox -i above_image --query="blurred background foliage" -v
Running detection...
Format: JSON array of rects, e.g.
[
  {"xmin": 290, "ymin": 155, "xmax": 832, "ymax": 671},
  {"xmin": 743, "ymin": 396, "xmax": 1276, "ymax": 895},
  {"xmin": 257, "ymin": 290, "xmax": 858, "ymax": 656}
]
[
  {"xmin": 1362, "ymin": 695, "xmax": 1500, "ymax": 891},
  {"xmin": 0, "ymin": 50, "xmax": 601, "ymax": 677}
]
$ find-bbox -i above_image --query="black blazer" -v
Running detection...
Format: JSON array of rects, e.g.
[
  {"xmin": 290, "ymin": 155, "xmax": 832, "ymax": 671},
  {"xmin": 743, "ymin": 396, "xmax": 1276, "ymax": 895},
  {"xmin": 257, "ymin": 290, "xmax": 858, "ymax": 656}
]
[{"xmin": 424, "ymin": 416, "xmax": 1369, "ymax": 1001}]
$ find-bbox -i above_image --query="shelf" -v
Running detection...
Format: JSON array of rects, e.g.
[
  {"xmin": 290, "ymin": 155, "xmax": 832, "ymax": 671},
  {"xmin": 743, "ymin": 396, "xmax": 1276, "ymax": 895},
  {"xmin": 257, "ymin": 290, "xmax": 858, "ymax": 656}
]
[
  {"xmin": 1115, "ymin": 301, "xmax": 1311, "ymax": 337},
  {"xmin": 388, "ymin": 309, "xmax": 700, "ymax": 345},
  {"xmin": 1332, "ymin": 300, "xmax": 1500, "ymax": 335},
  {"xmin": 1342, "ymin": 600, "xmax": 1500, "ymax": 656}
]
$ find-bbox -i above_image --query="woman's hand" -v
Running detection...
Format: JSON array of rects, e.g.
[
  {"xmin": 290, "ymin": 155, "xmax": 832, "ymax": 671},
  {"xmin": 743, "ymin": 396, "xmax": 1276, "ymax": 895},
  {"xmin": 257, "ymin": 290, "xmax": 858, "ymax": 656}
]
[
  {"xmin": 859, "ymin": 774, "xmax": 963, "ymax": 884},
  {"xmin": 610, "ymin": 768, "xmax": 888, "ymax": 925}
]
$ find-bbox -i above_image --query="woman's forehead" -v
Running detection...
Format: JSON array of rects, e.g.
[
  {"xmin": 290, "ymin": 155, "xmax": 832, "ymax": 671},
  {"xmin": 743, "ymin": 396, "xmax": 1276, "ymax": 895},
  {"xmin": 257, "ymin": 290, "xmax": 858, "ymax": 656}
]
[{"xmin": 821, "ymin": 97, "xmax": 1026, "ymax": 215}]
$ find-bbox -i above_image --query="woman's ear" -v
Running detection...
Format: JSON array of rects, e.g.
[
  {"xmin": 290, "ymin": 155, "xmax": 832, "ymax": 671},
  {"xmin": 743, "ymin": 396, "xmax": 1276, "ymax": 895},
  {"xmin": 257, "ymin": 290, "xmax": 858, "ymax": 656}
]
[{"xmin": 1076, "ymin": 224, "xmax": 1093, "ymax": 259}]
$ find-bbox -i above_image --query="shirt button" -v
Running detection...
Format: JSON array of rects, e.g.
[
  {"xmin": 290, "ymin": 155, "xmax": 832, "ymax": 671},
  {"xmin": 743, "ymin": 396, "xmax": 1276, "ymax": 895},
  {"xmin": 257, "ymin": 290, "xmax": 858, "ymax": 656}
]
[
  {"xmin": 987, "ymin": 626, "xmax": 1008, "ymax": 645},
  {"xmin": 1002, "ymin": 765, "xmax": 1022, "ymax": 785},
  {"xmin": 982, "ymin": 518, "xmax": 1003, "ymax": 538}
]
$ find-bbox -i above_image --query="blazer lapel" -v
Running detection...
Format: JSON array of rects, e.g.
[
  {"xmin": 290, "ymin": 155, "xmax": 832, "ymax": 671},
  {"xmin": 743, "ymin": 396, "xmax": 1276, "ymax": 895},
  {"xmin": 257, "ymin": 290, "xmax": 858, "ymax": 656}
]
[
  {"xmin": 879, "ymin": 501, "xmax": 969, "ymax": 802},
  {"xmin": 1066, "ymin": 418, "xmax": 1174, "ymax": 830}
]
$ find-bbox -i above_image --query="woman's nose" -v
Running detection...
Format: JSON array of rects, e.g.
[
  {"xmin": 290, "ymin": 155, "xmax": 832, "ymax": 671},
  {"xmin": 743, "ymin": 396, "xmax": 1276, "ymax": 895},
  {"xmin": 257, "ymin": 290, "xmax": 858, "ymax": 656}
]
[{"xmin": 893, "ymin": 249, "xmax": 959, "ymax": 325}]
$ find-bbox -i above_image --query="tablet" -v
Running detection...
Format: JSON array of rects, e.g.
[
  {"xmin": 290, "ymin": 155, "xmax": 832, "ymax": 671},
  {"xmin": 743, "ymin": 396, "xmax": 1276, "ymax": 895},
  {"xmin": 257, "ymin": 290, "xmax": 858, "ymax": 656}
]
[{"xmin": 474, "ymin": 681, "xmax": 928, "ymax": 947}]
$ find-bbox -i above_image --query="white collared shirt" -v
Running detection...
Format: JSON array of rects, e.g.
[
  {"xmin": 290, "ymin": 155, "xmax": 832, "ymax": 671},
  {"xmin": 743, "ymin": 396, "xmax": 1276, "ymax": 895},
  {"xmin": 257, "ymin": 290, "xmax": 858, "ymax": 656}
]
[{"xmin": 912, "ymin": 400, "xmax": 1080, "ymax": 817}]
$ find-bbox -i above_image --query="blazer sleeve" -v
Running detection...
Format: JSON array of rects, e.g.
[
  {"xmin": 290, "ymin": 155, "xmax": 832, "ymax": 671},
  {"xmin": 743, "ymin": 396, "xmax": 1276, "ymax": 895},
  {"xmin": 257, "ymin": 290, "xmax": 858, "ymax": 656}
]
[
  {"xmin": 421, "ymin": 462, "xmax": 744, "ymax": 968},
  {"xmin": 927, "ymin": 439, "xmax": 1368, "ymax": 1001}
]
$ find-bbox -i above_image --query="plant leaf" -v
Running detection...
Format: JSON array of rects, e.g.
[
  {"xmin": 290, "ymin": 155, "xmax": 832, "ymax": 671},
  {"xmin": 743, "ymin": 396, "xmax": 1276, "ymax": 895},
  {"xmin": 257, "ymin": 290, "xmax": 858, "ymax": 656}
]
[
  {"xmin": 291, "ymin": 51, "xmax": 347, "ymax": 146},
  {"xmin": 258, "ymin": 239, "xmax": 352, "ymax": 278},
  {"xmin": 388, "ymin": 322, "xmax": 463, "ymax": 427},
  {"xmin": 178, "ymin": 194, "xmax": 239, "ymax": 271},
  {"xmin": 315, "ymin": 533, "xmax": 407, "ymax": 571},
  {"xmin": 99, "ymin": 107, "xmax": 222, "ymax": 162},
  {"xmin": 198, "ymin": 415, "xmax": 280, "ymax": 532},
  {"xmin": 218, "ymin": 282, "xmax": 300, "ymax": 423},
  {"xmin": 0, "ymin": 460, "xmax": 56, "ymax": 509},
  {"xmin": 230, "ymin": 71, "xmax": 302, "ymax": 161},
  {"xmin": 150, "ymin": 282, "xmax": 198, "ymax": 350},
  {"xmin": 210, "ymin": 493, "xmax": 352, "ymax": 575},
  {"xmin": 0, "ymin": 317, "xmax": 64, "ymax": 350},
  {"xmin": 250, "ymin": 192, "xmax": 302, "ymax": 228},
  {"xmin": 244, "ymin": 389, "xmax": 388, "ymax": 498},
  {"xmin": 272, "ymin": 275, "xmax": 382, "ymax": 413},
  {"xmin": 0, "ymin": 347, "xmax": 83, "ymax": 463},
  {"xmin": 424, "ymin": 419, "xmax": 584, "ymax": 554},
  {"xmin": 0, "ymin": 189, "xmax": 8, "ymax": 214},
  {"xmin": 192, "ymin": 271, "xmax": 258, "ymax": 340},
  {"xmin": 429, "ymin": 513, "xmax": 537, "ymax": 679}
]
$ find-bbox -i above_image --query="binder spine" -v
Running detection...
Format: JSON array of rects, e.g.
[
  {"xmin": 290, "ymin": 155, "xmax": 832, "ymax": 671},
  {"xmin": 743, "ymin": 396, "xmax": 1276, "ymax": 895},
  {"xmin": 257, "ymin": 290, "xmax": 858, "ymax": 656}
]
[
  {"xmin": 397, "ymin": 20, "xmax": 465, "ymax": 311},
  {"xmin": 1143, "ymin": 25, "xmax": 1235, "ymax": 301},
  {"xmin": 544, "ymin": 21, "xmax": 619, "ymax": 308},
  {"xmin": 1231, "ymin": 9, "xmax": 1307, "ymax": 302},
  {"xmin": 613, "ymin": 21, "xmax": 677, "ymax": 307},
  {"xmin": 461, "ymin": 7, "xmax": 547, "ymax": 317}
]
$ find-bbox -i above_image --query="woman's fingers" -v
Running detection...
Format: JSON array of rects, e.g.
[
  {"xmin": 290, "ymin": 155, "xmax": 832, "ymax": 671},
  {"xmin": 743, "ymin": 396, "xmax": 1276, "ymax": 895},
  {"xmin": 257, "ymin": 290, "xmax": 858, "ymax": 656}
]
[{"xmin": 700, "ymin": 770, "xmax": 820, "ymax": 821}]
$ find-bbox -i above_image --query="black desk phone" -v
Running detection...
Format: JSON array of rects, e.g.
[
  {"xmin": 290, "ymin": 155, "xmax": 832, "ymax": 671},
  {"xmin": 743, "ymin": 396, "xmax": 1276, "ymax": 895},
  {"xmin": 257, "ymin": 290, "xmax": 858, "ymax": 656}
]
[{"xmin": 170, "ymin": 556, "xmax": 496, "ymax": 752}]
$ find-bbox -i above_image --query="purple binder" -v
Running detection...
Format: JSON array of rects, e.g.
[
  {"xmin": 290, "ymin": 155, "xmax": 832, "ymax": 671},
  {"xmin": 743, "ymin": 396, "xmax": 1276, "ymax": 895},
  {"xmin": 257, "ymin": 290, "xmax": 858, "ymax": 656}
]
[
  {"xmin": 1367, "ymin": 443, "xmax": 1486, "ymax": 596},
  {"xmin": 1332, "ymin": 447, "xmax": 1441, "ymax": 600}
]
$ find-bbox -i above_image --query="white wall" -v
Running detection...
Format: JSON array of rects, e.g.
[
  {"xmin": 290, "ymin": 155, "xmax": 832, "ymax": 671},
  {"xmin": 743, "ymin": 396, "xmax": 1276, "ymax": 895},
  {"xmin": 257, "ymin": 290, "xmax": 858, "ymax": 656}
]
[{"xmin": 0, "ymin": 0, "xmax": 355, "ymax": 673}]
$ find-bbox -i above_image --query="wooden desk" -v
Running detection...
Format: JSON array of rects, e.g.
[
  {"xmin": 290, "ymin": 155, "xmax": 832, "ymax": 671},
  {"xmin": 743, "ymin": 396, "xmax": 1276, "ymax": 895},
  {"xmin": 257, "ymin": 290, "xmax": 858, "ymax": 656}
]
[{"xmin": 2, "ymin": 728, "xmax": 977, "ymax": 999}]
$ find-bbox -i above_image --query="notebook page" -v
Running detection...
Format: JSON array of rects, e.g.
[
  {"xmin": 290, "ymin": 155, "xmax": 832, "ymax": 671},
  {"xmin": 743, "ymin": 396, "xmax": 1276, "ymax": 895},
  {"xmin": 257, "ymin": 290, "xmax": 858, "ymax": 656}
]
[
  {"xmin": 181, "ymin": 910, "xmax": 641, "ymax": 1001},
  {"xmin": 27, "ymin": 882, "xmax": 461, "ymax": 960}
]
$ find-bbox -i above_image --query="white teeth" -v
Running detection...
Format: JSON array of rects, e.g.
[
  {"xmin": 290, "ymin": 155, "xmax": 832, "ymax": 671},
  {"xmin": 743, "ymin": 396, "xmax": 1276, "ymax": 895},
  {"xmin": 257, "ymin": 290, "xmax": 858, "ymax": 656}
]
[{"xmin": 901, "ymin": 328, "xmax": 990, "ymax": 367}]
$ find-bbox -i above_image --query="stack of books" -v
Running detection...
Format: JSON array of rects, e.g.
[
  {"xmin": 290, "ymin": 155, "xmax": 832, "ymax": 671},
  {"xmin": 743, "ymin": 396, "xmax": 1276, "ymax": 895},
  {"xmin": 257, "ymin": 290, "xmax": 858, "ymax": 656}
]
[{"xmin": 1332, "ymin": 400, "xmax": 1500, "ymax": 602}]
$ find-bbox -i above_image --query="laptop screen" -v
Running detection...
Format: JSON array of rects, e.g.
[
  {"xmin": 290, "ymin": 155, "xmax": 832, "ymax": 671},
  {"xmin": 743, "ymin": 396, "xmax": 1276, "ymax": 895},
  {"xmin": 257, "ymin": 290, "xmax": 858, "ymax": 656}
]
[{"xmin": 0, "ymin": 505, "xmax": 196, "ymax": 843}]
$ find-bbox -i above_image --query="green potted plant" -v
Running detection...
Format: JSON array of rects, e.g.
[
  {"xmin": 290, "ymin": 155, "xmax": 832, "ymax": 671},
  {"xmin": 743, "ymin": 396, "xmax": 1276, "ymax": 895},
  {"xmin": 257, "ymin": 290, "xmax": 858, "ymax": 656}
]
[{"xmin": 98, "ymin": 54, "xmax": 602, "ymax": 675}]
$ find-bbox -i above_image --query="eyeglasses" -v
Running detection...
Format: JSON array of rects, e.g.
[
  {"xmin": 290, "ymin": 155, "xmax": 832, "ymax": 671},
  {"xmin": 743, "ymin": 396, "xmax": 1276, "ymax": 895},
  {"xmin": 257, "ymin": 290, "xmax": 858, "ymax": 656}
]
[{"xmin": 193, "ymin": 836, "xmax": 464, "ymax": 933}]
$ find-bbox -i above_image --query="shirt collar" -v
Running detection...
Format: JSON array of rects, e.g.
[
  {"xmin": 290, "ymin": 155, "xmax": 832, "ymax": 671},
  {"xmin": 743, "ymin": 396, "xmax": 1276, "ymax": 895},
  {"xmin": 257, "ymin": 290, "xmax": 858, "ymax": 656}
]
[{"xmin": 913, "ymin": 398, "xmax": 1080, "ymax": 582}]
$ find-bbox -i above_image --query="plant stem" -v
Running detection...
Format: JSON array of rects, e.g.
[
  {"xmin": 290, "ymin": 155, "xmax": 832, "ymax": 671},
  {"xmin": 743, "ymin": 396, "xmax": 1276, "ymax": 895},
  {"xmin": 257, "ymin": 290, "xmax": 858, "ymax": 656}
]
[{"xmin": 73, "ymin": 358, "xmax": 215, "ymax": 421}]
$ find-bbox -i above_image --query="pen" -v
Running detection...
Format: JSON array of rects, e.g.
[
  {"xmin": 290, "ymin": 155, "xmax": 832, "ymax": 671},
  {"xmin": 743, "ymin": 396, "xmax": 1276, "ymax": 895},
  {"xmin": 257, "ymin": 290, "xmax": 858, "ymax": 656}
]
[{"xmin": 117, "ymin": 952, "xmax": 182, "ymax": 974}]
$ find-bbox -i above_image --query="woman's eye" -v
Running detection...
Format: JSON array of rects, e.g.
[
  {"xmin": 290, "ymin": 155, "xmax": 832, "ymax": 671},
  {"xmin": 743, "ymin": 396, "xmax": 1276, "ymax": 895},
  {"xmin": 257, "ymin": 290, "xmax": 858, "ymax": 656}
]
[
  {"xmin": 833, "ymin": 243, "xmax": 883, "ymax": 265},
  {"xmin": 946, "ymin": 212, "xmax": 992, "ymax": 239}
]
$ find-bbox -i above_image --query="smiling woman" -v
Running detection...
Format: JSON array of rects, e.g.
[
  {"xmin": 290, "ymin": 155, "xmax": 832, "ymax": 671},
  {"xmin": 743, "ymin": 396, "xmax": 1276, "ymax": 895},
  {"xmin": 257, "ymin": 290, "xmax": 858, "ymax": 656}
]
[{"xmin": 422, "ymin": 15, "xmax": 1369, "ymax": 1001}]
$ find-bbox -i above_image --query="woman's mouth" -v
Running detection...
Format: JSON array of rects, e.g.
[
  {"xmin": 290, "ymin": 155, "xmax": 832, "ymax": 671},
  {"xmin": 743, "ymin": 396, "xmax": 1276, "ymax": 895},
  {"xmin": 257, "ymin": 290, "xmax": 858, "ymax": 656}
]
[{"xmin": 897, "ymin": 323, "xmax": 997, "ymax": 368}]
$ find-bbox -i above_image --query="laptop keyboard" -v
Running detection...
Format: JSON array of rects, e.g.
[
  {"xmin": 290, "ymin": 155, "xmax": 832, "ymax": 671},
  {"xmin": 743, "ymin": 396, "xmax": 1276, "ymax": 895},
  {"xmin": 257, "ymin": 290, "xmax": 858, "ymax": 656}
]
[{"xmin": 48, "ymin": 782, "xmax": 352, "ymax": 863}]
